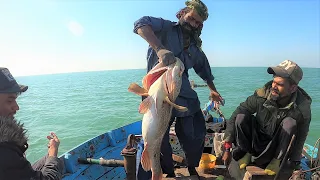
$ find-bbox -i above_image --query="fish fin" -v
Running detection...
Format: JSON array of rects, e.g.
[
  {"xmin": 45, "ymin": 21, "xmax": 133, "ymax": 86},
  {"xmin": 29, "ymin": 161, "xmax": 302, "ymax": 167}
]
[
  {"xmin": 141, "ymin": 143, "xmax": 151, "ymax": 171},
  {"xmin": 164, "ymin": 96, "xmax": 188, "ymax": 112},
  {"xmin": 128, "ymin": 83, "xmax": 149, "ymax": 96},
  {"xmin": 139, "ymin": 96, "xmax": 152, "ymax": 114}
]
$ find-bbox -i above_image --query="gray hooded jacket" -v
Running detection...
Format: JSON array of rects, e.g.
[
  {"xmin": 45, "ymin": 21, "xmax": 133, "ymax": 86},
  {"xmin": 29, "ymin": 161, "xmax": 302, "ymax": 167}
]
[{"xmin": 0, "ymin": 116, "xmax": 63, "ymax": 180}]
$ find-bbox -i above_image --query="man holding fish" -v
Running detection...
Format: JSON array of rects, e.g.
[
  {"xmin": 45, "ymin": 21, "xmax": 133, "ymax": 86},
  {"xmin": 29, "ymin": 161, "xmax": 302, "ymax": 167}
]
[{"xmin": 132, "ymin": 0, "xmax": 224, "ymax": 178}]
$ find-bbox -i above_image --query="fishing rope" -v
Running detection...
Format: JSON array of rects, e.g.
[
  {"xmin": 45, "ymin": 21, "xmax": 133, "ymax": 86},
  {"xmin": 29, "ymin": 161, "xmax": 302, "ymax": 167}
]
[
  {"xmin": 288, "ymin": 165, "xmax": 320, "ymax": 180},
  {"xmin": 288, "ymin": 137, "xmax": 320, "ymax": 180},
  {"xmin": 310, "ymin": 137, "xmax": 320, "ymax": 167}
]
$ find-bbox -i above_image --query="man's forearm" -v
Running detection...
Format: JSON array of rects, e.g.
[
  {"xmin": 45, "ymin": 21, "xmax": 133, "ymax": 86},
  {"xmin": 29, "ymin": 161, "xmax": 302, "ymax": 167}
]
[
  {"xmin": 137, "ymin": 25, "xmax": 163, "ymax": 51},
  {"xmin": 137, "ymin": 25, "xmax": 176, "ymax": 66},
  {"xmin": 48, "ymin": 146, "xmax": 58, "ymax": 157},
  {"xmin": 207, "ymin": 80, "xmax": 217, "ymax": 92}
]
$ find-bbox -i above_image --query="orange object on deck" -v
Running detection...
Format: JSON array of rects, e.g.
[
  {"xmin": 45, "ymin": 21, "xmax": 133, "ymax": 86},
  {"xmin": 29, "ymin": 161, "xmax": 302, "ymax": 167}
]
[{"xmin": 199, "ymin": 153, "xmax": 216, "ymax": 169}]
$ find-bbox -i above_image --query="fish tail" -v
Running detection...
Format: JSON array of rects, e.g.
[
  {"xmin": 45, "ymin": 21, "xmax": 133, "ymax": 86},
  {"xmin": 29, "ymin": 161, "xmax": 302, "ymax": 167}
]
[{"xmin": 141, "ymin": 143, "xmax": 151, "ymax": 171}]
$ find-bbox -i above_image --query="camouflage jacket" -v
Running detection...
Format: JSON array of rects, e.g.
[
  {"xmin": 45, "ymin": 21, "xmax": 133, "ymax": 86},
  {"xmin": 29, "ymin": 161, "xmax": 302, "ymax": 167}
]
[{"xmin": 224, "ymin": 81, "xmax": 312, "ymax": 161}]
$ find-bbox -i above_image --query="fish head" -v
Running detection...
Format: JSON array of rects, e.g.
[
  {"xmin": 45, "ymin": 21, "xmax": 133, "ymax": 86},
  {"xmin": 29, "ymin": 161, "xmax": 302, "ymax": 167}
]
[{"xmin": 165, "ymin": 58, "xmax": 185, "ymax": 101}]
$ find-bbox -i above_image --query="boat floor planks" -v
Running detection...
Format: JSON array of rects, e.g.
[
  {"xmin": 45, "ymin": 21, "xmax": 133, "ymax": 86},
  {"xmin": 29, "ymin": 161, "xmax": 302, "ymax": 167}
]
[
  {"xmin": 63, "ymin": 142, "xmax": 126, "ymax": 179},
  {"xmin": 163, "ymin": 167, "xmax": 231, "ymax": 180}
]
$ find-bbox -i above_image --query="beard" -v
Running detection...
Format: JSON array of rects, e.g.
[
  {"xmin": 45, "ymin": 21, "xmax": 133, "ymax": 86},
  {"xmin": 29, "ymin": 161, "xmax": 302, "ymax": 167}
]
[
  {"xmin": 270, "ymin": 88, "xmax": 290, "ymax": 102},
  {"xmin": 7, "ymin": 114, "xmax": 15, "ymax": 120},
  {"xmin": 270, "ymin": 88, "xmax": 280, "ymax": 101},
  {"xmin": 179, "ymin": 20, "xmax": 197, "ymax": 35}
]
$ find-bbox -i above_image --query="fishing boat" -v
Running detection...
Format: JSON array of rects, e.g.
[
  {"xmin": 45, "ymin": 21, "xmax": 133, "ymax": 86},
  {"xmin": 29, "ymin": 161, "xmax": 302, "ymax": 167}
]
[{"xmin": 59, "ymin": 101, "xmax": 319, "ymax": 180}]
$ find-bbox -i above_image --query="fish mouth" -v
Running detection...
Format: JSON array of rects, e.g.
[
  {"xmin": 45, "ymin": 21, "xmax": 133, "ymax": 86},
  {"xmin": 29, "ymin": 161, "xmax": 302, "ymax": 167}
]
[{"xmin": 143, "ymin": 68, "xmax": 168, "ymax": 90}]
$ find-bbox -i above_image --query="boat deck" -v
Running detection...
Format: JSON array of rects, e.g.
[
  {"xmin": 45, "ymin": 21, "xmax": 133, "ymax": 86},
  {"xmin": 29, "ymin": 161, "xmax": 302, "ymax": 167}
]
[
  {"xmin": 163, "ymin": 167, "xmax": 230, "ymax": 180},
  {"xmin": 161, "ymin": 158, "xmax": 294, "ymax": 180},
  {"xmin": 59, "ymin": 120, "xmax": 318, "ymax": 180}
]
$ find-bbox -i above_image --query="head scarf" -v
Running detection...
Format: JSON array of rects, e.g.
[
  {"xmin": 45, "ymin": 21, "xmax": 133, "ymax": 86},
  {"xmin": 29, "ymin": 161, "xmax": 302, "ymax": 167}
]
[
  {"xmin": 185, "ymin": 0, "xmax": 209, "ymax": 21},
  {"xmin": 176, "ymin": 0, "xmax": 209, "ymax": 49}
]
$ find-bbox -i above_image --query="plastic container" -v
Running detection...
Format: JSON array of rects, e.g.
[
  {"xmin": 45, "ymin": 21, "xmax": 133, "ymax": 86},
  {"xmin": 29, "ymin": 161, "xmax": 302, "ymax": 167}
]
[
  {"xmin": 300, "ymin": 156, "xmax": 311, "ymax": 180},
  {"xmin": 199, "ymin": 153, "xmax": 217, "ymax": 169},
  {"xmin": 212, "ymin": 117, "xmax": 224, "ymax": 123},
  {"xmin": 205, "ymin": 101, "xmax": 215, "ymax": 112}
]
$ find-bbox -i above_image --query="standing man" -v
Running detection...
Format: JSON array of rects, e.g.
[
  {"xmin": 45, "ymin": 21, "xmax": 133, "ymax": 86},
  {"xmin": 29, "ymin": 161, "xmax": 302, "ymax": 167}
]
[
  {"xmin": 222, "ymin": 60, "xmax": 312, "ymax": 176},
  {"xmin": 133, "ymin": 0, "xmax": 224, "ymax": 177},
  {"xmin": 0, "ymin": 67, "xmax": 63, "ymax": 180}
]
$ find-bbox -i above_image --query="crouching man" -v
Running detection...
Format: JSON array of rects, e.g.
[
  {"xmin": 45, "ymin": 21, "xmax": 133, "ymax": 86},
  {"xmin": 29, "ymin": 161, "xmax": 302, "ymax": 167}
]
[{"xmin": 222, "ymin": 60, "xmax": 312, "ymax": 176}]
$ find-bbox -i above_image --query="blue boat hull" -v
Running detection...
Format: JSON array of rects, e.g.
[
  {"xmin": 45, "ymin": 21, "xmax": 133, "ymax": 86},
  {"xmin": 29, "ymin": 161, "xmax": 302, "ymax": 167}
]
[
  {"xmin": 60, "ymin": 121, "xmax": 142, "ymax": 179},
  {"xmin": 59, "ymin": 120, "xmax": 318, "ymax": 179}
]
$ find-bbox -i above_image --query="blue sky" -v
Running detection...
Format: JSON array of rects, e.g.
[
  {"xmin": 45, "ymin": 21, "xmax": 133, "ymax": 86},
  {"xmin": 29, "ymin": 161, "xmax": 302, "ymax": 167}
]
[{"xmin": 0, "ymin": 0, "xmax": 319, "ymax": 76}]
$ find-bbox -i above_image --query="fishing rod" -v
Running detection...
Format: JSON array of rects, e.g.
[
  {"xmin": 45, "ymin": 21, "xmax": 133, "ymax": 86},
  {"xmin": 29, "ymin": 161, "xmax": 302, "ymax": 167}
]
[{"xmin": 78, "ymin": 157, "xmax": 124, "ymax": 167}]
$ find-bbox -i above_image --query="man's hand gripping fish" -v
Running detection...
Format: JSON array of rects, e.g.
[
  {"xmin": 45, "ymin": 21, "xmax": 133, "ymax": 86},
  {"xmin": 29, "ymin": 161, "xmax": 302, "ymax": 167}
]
[{"xmin": 128, "ymin": 57, "xmax": 188, "ymax": 180}]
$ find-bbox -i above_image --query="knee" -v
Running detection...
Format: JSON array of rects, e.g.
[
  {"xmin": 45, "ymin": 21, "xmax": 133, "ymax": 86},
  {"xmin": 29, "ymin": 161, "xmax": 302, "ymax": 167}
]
[
  {"xmin": 235, "ymin": 113, "xmax": 251, "ymax": 126},
  {"xmin": 281, "ymin": 117, "xmax": 297, "ymax": 133}
]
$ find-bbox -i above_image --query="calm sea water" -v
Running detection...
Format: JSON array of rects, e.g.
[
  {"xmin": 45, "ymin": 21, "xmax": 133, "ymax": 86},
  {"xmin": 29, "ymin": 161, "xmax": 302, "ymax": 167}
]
[{"xmin": 15, "ymin": 67, "xmax": 319, "ymax": 163}]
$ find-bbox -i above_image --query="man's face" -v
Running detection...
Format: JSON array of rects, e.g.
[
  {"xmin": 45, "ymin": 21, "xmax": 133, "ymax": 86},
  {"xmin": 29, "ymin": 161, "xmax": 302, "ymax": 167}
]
[
  {"xmin": 180, "ymin": 9, "xmax": 204, "ymax": 33},
  {"xmin": 271, "ymin": 76, "xmax": 296, "ymax": 101},
  {"xmin": 0, "ymin": 93, "xmax": 19, "ymax": 119}
]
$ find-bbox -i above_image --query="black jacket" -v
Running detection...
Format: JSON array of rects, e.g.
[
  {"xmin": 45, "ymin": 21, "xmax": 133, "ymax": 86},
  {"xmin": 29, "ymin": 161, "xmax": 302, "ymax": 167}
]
[
  {"xmin": 0, "ymin": 116, "xmax": 63, "ymax": 180},
  {"xmin": 224, "ymin": 81, "xmax": 312, "ymax": 161}
]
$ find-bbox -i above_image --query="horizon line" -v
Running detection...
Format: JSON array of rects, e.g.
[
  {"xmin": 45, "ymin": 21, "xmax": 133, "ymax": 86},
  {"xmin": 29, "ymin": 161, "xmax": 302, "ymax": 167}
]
[{"xmin": 16, "ymin": 66, "xmax": 319, "ymax": 78}]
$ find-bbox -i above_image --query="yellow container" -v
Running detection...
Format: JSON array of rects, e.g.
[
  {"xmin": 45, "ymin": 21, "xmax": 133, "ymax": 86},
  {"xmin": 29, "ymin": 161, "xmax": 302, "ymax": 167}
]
[{"xmin": 199, "ymin": 153, "xmax": 216, "ymax": 169}]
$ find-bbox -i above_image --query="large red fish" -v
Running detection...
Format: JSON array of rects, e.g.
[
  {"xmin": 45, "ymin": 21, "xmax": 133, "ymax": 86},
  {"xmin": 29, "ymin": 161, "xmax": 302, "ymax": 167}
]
[{"xmin": 128, "ymin": 58, "xmax": 187, "ymax": 180}]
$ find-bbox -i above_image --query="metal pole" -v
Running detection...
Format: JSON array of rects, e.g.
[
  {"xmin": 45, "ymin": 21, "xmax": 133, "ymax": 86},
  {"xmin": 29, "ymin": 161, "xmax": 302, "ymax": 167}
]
[
  {"xmin": 316, "ymin": 139, "xmax": 320, "ymax": 168},
  {"xmin": 121, "ymin": 134, "xmax": 138, "ymax": 180},
  {"xmin": 78, "ymin": 158, "xmax": 124, "ymax": 167},
  {"xmin": 274, "ymin": 134, "xmax": 296, "ymax": 180}
]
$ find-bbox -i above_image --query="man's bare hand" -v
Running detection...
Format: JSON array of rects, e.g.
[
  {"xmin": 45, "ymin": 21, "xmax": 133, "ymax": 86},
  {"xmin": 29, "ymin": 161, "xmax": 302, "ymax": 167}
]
[
  {"xmin": 222, "ymin": 151, "xmax": 231, "ymax": 166},
  {"xmin": 210, "ymin": 90, "xmax": 224, "ymax": 106},
  {"xmin": 47, "ymin": 132, "xmax": 60, "ymax": 157}
]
